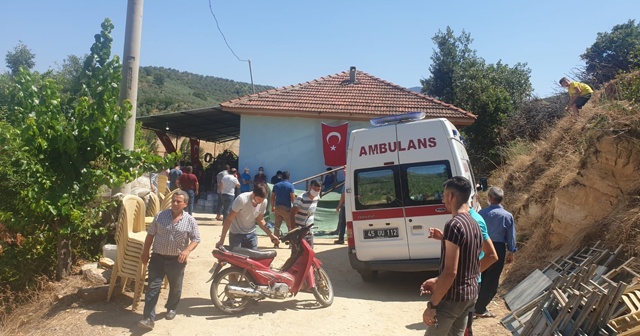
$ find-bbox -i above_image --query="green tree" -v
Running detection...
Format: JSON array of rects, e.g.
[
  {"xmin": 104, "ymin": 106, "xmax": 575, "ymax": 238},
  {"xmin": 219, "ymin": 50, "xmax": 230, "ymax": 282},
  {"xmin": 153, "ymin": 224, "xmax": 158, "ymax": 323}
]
[
  {"xmin": 5, "ymin": 41, "xmax": 36, "ymax": 75},
  {"xmin": 582, "ymin": 20, "xmax": 640, "ymax": 86},
  {"xmin": 0, "ymin": 19, "xmax": 171, "ymax": 286},
  {"xmin": 55, "ymin": 54, "xmax": 85, "ymax": 96},
  {"xmin": 421, "ymin": 27, "xmax": 532, "ymax": 173},
  {"xmin": 421, "ymin": 27, "xmax": 476, "ymax": 104},
  {"xmin": 152, "ymin": 72, "xmax": 165, "ymax": 87}
]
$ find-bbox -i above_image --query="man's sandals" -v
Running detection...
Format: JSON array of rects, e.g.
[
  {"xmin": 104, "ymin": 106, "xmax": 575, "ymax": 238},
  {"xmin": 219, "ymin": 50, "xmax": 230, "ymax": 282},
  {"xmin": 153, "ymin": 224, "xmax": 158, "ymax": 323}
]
[{"xmin": 474, "ymin": 311, "xmax": 495, "ymax": 318}]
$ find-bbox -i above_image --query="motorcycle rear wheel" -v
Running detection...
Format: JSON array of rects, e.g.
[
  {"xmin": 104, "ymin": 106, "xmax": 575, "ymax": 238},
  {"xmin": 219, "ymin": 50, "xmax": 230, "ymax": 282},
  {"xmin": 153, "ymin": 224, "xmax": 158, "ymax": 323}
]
[
  {"xmin": 210, "ymin": 267, "xmax": 256, "ymax": 314},
  {"xmin": 311, "ymin": 267, "xmax": 334, "ymax": 307}
]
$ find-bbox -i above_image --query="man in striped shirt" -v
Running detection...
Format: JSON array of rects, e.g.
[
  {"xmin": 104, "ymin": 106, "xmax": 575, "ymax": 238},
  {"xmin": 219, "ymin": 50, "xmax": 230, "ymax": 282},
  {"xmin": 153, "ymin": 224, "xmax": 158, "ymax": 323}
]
[
  {"xmin": 290, "ymin": 179, "xmax": 321, "ymax": 248},
  {"xmin": 138, "ymin": 190, "xmax": 201, "ymax": 330},
  {"xmin": 421, "ymin": 176, "xmax": 483, "ymax": 336}
]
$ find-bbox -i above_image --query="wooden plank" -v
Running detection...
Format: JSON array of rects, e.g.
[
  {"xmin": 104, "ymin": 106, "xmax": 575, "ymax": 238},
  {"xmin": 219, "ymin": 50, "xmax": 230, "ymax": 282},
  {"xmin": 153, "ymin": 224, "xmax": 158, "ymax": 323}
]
[
  {"xmin": 619, "ymin": 324, "xmax": 640, "ymax": 336},
  {"xmin": 505, "ymin": 269, "xmax": 553, "ymax": 311},
  {"xmin": 610, "ymin": 310, "xmax": 640, "ymax": 330},
  {"xmin": 568, "ymin": 288, "xmax": 602, "ymax": 335}
]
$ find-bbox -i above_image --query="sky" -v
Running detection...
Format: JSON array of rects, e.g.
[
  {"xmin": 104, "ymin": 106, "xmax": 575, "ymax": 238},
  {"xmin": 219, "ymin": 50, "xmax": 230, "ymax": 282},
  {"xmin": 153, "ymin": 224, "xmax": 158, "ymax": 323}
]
[{"xmin": 1, "ymin": 1, "xmax": 638, "ymax": 98}]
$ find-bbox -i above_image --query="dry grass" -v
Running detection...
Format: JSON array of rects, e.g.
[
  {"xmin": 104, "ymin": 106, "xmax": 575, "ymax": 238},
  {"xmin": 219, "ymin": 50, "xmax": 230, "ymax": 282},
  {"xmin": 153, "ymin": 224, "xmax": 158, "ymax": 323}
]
[
  {"xmin": 0, "ymin": 276, "xmax": 90, "ymax": 335},
  {"xmin": 491, "ymin": 91, "xmax": 640, "ymax": 286}
]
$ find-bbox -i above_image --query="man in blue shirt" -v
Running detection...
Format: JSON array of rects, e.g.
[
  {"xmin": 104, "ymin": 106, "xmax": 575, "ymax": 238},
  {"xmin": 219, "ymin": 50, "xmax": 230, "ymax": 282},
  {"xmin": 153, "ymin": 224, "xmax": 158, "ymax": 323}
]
[
  {"xmin": 474, "ymin": 186, "xmax": 517, "ymax": 318},
  {"xmin": 270, "ymin": 171, "xmax": 295, "ymax": 242},
  {"xmin": 240, "ymin": 167, "xmax": 252, "ymax": 193},
  {"xmin": 168, "ymin": 163, "xmax": 182, "ymax": 191}
]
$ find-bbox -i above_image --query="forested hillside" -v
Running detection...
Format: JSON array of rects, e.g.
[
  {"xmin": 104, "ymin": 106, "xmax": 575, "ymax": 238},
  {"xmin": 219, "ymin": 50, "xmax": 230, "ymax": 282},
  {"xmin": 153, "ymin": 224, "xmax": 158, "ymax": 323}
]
[{"xmin": 137, "ymin": 66, "xmax": 273, "ymax": 116}]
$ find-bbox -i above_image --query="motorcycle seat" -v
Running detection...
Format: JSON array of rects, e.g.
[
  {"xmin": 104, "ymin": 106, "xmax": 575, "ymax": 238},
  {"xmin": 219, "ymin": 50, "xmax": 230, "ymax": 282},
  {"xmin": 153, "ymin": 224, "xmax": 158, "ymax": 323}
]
[{"xmin": 231, "ymin": 246, "xmax": 277, "ymax": 260}]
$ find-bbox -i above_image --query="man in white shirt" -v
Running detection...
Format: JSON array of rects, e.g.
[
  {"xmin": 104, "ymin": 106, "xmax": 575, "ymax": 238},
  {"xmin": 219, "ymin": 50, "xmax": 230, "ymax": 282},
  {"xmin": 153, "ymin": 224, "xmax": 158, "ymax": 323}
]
[
  {"xmin": 215, "ymin": 165, "xmax": 229, "ymax": 220},
  {"xmin": 219, "ymin": 168, "xmax": 240, "ymax": 221},
  {"xmin": 215, "ymin": 183, "xmax": 279, "ymax": 250}
]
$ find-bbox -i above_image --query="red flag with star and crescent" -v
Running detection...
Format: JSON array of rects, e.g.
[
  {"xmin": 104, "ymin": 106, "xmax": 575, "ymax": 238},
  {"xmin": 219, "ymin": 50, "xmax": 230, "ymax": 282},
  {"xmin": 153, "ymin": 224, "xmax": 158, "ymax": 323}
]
[
  {"xmin": 154, "ymin": 130, "xmax": 177, "ymax": 153},
  {"xmin": 189, "ymin": 138, "xmax": 201, "ymax": 165},
  {"xmin": 321, "ymin": 122, "xmax": 348, "ymax": 166}
]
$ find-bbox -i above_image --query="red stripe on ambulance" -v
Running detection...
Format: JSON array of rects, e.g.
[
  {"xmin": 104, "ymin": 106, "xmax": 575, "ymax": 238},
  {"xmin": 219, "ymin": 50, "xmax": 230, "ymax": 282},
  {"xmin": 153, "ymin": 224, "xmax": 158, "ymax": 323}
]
[
  {"xmin": 404, "ymin": 205, "xmax": 450, "ymax": 217},
  {"xmin": 352, "ymin": 208, "xmax": 404, "ymax": 221}
]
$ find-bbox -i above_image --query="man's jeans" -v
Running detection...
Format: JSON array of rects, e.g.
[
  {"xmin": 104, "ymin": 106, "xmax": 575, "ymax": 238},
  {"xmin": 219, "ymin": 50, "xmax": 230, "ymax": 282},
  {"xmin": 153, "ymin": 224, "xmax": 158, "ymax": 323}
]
[
  {"xmin": 220, "ymin": 194, "xmax": 235, "ymax": 220},
  {"xmin": 216, "ymin": 192, "xmax": 224, "ymax": 215},
  {"xmin": 185, "ymin": 189, "xmax": 195, "ymax": 215},
  {"xmin": 425, "ymin": 299, "xmax": 475, "ymax": 336},
  {"xmin": 143, "ymin": 254, "xmax": 187, "ymax": 320},
  {"xmin": 337, "ymin": 205, "xmax": 346, "ymax": 241},
  {"xmin": 229, "ymin": 232, "xmax": 258, "ymax": 250}
]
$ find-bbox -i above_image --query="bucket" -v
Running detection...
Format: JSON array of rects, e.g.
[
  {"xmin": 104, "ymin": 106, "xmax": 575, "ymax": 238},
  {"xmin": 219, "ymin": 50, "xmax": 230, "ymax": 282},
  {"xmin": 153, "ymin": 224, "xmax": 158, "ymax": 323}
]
[{"xmin": 102, "ymin": 244, "xmax": 117, "ymax": 261}]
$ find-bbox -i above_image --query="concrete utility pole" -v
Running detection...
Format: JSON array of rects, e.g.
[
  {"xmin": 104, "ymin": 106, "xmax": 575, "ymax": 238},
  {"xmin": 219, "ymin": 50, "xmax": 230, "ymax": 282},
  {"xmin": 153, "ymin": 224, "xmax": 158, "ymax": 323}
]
[{"xmin": 118, "ymin": 0, "xmax": 144, "ymax": 194}]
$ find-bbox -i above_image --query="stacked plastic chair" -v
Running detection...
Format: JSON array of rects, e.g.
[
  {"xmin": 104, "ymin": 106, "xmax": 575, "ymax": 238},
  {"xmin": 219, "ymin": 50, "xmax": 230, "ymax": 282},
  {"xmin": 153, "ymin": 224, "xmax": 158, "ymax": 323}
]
[
  {"xmin": 107, "ymin": 195, "xmax": 148, "ymax": 310},
  {"xmin": 157, "ymin": 174, "xmax": 169, "ymax": 197},
  {"xmin": 159, "ymin": 188, "xmax": 180, "ymax": 211},
  {"xmin": 145, "ymin": 192, "xmax": 160, "ymax": 227}
]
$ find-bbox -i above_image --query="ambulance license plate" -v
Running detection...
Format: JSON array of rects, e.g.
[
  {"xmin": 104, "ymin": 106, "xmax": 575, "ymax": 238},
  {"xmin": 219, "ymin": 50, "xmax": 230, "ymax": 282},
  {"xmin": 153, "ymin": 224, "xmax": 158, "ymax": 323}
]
[{"xmin": 363, "ymin": 228, "xmax": 399, "ymax": 239}]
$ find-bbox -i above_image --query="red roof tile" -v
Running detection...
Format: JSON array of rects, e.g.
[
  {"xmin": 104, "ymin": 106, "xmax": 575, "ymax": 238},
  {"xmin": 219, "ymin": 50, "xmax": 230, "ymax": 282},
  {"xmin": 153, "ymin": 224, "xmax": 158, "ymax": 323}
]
[{"xmin": 220, "ymin": 69, "xmax": 476, "ymax": 125}]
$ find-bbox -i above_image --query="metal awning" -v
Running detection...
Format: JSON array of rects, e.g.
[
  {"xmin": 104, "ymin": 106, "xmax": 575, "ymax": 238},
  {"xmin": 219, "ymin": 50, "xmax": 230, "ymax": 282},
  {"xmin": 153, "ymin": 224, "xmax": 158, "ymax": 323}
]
[{"xmin": 136, "ymin": 107, "xmax": 240, "ymax": 143}]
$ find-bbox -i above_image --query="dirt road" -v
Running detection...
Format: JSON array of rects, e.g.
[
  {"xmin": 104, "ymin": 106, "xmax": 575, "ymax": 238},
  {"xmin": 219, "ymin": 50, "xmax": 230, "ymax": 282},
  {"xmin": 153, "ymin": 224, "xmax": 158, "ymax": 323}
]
[{"xmin": 12, "ymin": 214, "xmax": 510, "ymax": 336}]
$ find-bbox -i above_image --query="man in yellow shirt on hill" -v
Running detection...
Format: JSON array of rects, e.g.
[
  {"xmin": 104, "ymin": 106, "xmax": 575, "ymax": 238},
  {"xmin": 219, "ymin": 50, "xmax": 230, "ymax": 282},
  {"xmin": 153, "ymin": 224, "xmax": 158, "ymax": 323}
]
[{"xmin": 559, "ymin": 77, "xmax": 593, "ymax": 117}]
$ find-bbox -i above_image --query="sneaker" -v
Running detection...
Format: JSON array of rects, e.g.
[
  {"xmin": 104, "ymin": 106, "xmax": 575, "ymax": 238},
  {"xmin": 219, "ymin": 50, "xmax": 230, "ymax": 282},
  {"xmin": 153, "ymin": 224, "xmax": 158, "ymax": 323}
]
[
  {"xmin": 138, "ymin": 317, "xmax": 155, "ymax": 330},
  {"xmin": 166, "ymin": 310, "xmax": 177, "ymax": 320},
  {"xmin": 334, "ymin": 239, "xmax": 345, "ymax": 244}
]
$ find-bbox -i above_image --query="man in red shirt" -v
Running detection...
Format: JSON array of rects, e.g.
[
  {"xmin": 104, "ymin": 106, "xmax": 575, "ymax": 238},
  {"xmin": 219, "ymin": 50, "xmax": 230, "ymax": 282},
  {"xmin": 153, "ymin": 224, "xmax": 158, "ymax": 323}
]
[
  {"xmin": 177, "ymin": 166, "xmax": 199, "ymax": 215},
  {"xmin": 254, "ymin": 166, "xmax": 267, "ymax": 186}
]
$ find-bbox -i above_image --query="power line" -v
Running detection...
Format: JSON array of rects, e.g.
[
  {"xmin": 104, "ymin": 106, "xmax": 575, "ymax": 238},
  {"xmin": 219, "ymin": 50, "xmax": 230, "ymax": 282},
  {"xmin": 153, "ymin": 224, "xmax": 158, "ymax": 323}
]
[
  {"xmin": 208, "ymin": 0, "xmax": 246, "ymax": 62},
  {"xmin": 207, "ymin": 0, "xmax": 255, "ymax": 93}
]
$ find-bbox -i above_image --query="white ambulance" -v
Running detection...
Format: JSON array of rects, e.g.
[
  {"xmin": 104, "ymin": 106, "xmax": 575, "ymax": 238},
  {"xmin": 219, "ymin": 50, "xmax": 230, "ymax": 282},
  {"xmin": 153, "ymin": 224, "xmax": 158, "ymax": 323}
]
[{"xmin": 344, "ymin": 112, "xmax": 478, "ymax": 282}]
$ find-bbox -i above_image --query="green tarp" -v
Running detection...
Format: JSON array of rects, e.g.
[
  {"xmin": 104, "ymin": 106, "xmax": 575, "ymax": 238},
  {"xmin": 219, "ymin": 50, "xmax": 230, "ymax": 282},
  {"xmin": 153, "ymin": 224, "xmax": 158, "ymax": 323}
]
[{"xmin": 265, "ymin": 184, "xmax": 341, "ymax": 237}]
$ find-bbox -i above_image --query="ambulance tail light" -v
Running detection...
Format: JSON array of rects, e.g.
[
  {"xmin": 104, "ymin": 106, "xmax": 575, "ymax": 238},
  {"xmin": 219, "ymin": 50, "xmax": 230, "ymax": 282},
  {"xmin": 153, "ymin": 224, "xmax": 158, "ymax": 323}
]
[
  {"xmin": 370, "ymin": 111, "xmax": 425, "ymax": 126},
  {"xmin": 346, "ymin": 221, "xmax": 355, "ymax": 248}
]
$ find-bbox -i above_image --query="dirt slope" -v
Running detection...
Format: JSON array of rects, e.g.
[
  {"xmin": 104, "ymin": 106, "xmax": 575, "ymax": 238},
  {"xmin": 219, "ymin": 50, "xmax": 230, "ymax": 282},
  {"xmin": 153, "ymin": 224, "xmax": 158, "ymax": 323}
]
[{"xmin": 494, "ymin": 92, "xmax": 640, "ymax": 284}]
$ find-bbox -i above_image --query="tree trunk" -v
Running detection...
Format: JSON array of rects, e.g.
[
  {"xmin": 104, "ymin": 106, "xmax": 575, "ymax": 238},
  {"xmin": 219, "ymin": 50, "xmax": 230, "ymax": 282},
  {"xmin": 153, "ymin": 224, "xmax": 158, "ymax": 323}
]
[{"xmin": 56, "ymin": 232, "xmax": 72, "ymax": 281}]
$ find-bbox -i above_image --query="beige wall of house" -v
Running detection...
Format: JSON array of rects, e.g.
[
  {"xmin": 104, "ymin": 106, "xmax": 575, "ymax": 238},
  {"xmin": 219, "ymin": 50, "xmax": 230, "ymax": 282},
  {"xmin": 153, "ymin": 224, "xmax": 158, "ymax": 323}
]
[{"xmin": 153, "ymin": 135, "xmax": 239, "ymax": 159}]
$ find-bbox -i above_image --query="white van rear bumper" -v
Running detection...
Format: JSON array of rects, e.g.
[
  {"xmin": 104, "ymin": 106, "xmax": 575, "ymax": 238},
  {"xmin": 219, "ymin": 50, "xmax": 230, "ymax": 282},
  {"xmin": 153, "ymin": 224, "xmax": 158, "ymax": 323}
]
[{"xmin": 348, "ymin": 249, "xmax": 440, "ymax": 272}]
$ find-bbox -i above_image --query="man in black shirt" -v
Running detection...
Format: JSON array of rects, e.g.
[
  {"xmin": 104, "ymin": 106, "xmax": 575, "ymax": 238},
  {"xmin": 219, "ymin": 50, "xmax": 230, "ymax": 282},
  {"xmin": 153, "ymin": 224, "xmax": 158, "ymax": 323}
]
[{"xmin": 421, "ymin": 176, "xmax": 483, "ymax": 336}]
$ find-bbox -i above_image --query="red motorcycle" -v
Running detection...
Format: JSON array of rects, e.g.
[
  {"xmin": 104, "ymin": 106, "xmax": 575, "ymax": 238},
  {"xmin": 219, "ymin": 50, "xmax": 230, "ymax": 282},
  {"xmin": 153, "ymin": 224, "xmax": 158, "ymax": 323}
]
[{"xmin": 207, "ymin": 224, "xmax": 334, "ymax": 314}]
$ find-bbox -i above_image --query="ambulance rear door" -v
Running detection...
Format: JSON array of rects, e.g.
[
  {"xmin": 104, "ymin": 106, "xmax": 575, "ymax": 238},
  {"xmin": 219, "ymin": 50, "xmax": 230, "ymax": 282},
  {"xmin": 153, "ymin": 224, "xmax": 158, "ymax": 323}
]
[
  {"xmin": 348, "ymin": 124, "xmax": 409, "ymax": 262},
  {"xmin": 396, "ymin": 119, "xmax": 454, "ymax": 260}
]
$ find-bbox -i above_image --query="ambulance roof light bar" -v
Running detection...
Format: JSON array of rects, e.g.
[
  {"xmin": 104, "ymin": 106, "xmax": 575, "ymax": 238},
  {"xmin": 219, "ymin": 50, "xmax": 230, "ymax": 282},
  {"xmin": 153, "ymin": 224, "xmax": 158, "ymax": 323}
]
[{"xmin": 370, "ymin": 112, "xmax": 426, "ymax": 126}]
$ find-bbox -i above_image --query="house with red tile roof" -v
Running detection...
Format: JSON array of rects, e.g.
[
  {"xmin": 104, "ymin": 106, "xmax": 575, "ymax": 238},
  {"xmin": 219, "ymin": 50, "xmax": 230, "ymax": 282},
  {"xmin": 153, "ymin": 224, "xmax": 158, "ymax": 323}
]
[{"xmin": 219, "ymin": 67, "xmax": 476, "ymax": 185}]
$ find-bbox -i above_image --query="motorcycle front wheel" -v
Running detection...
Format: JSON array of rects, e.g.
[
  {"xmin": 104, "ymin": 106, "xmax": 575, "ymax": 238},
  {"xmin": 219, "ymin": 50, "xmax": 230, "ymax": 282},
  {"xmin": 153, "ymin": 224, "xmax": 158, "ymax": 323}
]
[
  {"xmin": 210, "ymin": 267, "xmax": 256, "ymax": 314},
  {"xmin": 311, "ymin": 267, "xmax": 334, "ymax": 307}
]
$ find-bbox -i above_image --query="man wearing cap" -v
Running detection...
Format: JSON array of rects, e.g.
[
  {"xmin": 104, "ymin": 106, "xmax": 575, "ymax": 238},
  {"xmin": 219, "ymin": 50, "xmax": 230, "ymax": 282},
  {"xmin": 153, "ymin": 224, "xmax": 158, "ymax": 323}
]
[
  {"xmin": 254, "ymin": 167, "xmax": 267, "ymax": 186},
  {"xmin": 240, "ymin": 167, "xmax": 252, "ymax": 193}
]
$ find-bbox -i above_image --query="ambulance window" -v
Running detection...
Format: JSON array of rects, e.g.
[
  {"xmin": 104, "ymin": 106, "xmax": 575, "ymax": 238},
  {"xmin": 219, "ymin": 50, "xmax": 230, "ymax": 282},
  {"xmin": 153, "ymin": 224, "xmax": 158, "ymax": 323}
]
[
  {"xmin": 403, "ymin": 162, "xmax": 451, "ymax": 206},
  {"xmin": 354, "ymin": 168, "xmax": 401, "ymax": 210}
]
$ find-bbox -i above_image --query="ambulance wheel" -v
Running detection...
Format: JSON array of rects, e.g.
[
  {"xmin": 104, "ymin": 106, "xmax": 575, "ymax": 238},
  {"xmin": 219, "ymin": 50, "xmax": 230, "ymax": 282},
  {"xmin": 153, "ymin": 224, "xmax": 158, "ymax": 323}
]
[{"xmin": 358, "ymin": 270, "xmax": 378, "ymax": 282}]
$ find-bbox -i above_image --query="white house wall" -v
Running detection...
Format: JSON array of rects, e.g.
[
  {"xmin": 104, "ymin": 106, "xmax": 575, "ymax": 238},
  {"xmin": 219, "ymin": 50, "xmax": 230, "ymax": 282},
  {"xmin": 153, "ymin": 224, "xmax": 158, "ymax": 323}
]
[{"xmin": 238, "ymin": 115, "xmax": 370, "ymax": 185}]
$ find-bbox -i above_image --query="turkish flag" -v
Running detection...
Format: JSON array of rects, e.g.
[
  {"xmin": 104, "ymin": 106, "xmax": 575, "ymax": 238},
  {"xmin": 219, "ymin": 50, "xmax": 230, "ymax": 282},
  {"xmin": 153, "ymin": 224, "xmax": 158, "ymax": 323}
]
[
  {"xmin": 321, "ymin": 122, "xmax": 348, "ymax": 166},
  {"xmin": 154, "ymin": 130, "xmax": 176, "ymax": 153},
  {"xmin": 189, "ymin": 138, "xmax": 201, "ymax": 165}
]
